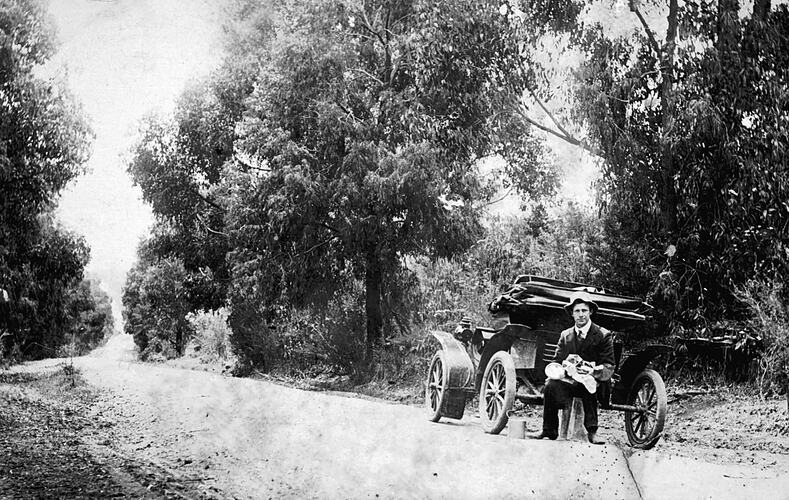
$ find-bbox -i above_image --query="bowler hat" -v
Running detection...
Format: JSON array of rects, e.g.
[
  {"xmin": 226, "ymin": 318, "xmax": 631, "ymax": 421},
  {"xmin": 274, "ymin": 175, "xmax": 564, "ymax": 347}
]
[{"xmin": 564, "ymin": 291, "xmax": 599, "ymax": 315}]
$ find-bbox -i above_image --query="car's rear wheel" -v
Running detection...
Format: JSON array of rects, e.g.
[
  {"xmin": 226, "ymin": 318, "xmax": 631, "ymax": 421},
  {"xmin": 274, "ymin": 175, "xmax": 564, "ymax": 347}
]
[
  {"xmin": 479, "ymin": 350, "xmax": 516, "ymax": 434},
  {"xmin": 624, "ymin": 369, "xmax": 667, "ymax": 449}
]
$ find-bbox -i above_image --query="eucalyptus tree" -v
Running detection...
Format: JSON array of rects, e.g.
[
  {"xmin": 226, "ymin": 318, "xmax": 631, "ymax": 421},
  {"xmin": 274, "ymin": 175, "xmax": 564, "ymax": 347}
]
[
  {"xmin": 219, "ymin": 0, "xmax": 559, "ymax": 364},
  {"xmin": 64, "ymin": 277, "xmax": 115, "ymax": 355},
  {"xmin": 579, "ymin": 1, "xmax": 789, "ymax": 327},
  {"xmin": 124, "ymin": 3, "xmax": 271, "ymax": 362},
  {"xmin": 126, "ymin": 72, "xmax": 254, "ymax": 313},
  {"xmin": 122, "ymin": 250, "xmax": 194, "ymax": 359},
  {"xmin": 0, "ymin": 0, "xmax": 93, "ymax": 358},
  {"xmin": 505, "ymin": 0, "xmax": 789, "ymax": 330}
]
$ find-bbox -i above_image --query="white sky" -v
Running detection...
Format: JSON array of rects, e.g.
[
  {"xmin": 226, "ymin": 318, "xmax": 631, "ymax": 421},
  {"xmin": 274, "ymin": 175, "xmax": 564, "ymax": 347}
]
[{"xmin": 51, "ymin": 0, "xmax": 224, "ymax": 325}]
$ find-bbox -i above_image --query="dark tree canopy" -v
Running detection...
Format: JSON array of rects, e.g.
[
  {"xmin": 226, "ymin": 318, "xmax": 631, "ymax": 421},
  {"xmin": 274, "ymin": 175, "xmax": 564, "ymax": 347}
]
[
  {"xmin": 125, "ymin": 64, "xmax": 255, "ymax": 314},
  {"xmin": 0, "ymin": 0, "xmax": 94, "ymax": 359},
  {"xmin": 220, "ymin": 0, "xmax": 559, "ymax": 363},
  {"xmin": 64, "ymin": 277, "xmax": 115, "ymax": 355},
  {"xmin": 123, "ymin": 254, "xmax": 193, "ymax": 359},
  {"xmin": 507, "ymin": 0, "xmax": 789, "ymax": 331}
]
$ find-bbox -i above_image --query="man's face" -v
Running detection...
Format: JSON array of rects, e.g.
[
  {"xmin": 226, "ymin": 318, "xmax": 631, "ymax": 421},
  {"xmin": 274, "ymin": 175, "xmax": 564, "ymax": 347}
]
[{"xmin": 572, "ymin": 302, "xmax": 591, "ymax": 329}]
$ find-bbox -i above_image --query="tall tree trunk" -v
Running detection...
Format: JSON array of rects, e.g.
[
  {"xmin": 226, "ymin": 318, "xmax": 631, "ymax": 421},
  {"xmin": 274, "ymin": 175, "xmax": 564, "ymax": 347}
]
[
  {"xmin": 364, "ymin": 247, "xmax": 383, "ymax": 360},
  {"xmin": 659, "ymin": 0, "xmax": 679, "ymax": 239},
  {"xmin": 175, "ymin": 325, "xmax": 183, "ymax": 356},
  {"xmin": 717, "ymin": 0, "xmax": 741, "ymax": 59},
  {"xmin": 752, "ymin": 0, "xmax": 771, "ymax": 22},
  {"xmin": 746, "ymin": 0, "xmax": 771, "ymax": 55}
]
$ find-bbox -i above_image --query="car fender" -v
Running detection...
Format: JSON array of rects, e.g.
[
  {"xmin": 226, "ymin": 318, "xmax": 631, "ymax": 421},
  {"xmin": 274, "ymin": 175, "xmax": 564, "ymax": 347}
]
[
  {"xmin": 612, "ymin": 344, "xmax": 671, "ymax": 404},
  {"xmin": 430, "ymin": 330, "xmax": 475, "ymax": 391}
]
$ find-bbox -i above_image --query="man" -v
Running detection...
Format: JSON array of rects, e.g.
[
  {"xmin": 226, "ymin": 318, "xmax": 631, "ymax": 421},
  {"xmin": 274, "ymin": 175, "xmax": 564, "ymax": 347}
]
[{"xmin": 528, "ymin": 292, "xmax": 615, "ymax": 444}]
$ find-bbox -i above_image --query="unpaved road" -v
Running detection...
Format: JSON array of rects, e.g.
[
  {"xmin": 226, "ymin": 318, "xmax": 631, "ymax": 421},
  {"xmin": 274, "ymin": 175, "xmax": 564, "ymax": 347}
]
[{"xmin": 8, "ymin": 334, "xmax": 789, "ymax": 499}]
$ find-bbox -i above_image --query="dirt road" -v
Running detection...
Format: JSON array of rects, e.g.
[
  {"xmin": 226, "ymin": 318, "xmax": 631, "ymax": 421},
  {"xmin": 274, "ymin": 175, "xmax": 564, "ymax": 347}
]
[{"xmin": 8, "ymin": 334, "xmax": 789, "ymax": 499}]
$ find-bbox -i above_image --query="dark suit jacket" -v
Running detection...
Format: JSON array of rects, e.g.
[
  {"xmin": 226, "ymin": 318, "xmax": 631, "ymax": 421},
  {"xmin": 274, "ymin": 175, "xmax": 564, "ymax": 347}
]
[{"xmin": 554, "ymin": 322, "xmax": 615, "ymax": 381}]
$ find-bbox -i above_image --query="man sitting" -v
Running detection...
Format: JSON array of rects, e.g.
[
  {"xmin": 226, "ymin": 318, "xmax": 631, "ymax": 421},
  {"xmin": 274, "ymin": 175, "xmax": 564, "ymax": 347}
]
[{"xmin": 528, "ymin": 292, "xmax": 614, "ymax": 444}]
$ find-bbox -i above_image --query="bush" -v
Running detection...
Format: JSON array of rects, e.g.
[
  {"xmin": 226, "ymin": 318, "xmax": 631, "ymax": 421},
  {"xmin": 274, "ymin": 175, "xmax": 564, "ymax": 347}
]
[
  {"xmin": 185, "ymin": 308, "xmax": 236, "ymax": 367},
  {"xmin": 412, "ymin": 205, "xmax": 606, "ymax": 331},
  {"xmin": 226, "ymin": 279, "xmax": 282, "ymax": 375},
  {"xmin": 270, "ymin": 281, "xmax": 368, "ymax": 377},
  {"xmin": 139, "ymin": 336, "xmax": 178, "ymax": 362},
  {"xmin": 0, "ymin": 342, "xmax": 21, "ymax": 369},
  {"xmin": 739, "ymin": 279, "xmax": 789, "ymax": 407}
]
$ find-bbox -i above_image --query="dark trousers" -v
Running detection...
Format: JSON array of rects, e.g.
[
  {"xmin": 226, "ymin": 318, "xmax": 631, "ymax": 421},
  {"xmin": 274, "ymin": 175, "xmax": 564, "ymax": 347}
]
[{"xmin": 542, "ymin": 379, "xmax": 598, "ymax": 436}]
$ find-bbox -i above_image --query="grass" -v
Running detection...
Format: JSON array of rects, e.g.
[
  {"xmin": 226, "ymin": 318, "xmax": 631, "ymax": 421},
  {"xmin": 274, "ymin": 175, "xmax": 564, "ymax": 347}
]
[{"xmin": 0, "ymin": 364, "xmax": 97, "ymax": 406}]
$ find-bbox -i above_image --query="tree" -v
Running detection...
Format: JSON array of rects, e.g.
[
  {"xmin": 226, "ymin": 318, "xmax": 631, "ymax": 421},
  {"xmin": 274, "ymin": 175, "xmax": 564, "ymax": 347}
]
[
  {"xmin": 63, "ymin": 277, "xmax": 115, "ymax": 355},
  {"xmin": 220, "ymin": 0, "xmax": 559, "ymax": 364},
  {"xmin": 1, "ymin": 215, "xmax": 91, "ymax": 358},
  {"xmin": 603, "ymin": 2, "xmax": 787, "ymax": 328},
  {"xmin": 0, "ymin": 0, "xmax": 93, "ymax": 358},
  {"xmin": 122, "ymin": 256, "xmax": 193, "ymax": 359},
  {"xmin": 124, "ymin": 36, "xmax": 267, "ymax": 312},
  {"xmin": 123, "ymin": 3, "xmax": 272, "ymax": 364},
  {"xmin": 511, "ymin": 0, "xmax": 789, "ymax": 331}
]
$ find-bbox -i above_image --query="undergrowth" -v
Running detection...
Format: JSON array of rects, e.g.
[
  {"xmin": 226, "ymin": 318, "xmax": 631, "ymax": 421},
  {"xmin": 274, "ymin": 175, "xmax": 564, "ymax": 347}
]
[{"xmin": 0, "ymin": 364, "xmax": 97, "ymax": 408}]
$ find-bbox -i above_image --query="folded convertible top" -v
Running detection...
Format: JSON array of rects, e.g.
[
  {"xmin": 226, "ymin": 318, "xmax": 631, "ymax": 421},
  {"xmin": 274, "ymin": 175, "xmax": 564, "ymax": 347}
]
[{"xmin": 503, "ymin": 275, "xmax": 653, "ymax": 331}]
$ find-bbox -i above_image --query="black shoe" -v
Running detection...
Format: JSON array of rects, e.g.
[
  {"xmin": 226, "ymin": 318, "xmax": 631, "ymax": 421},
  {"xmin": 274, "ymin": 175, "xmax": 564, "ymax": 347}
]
[
  {"xmin": 527, "ymin": 431, "xmax": 558, "ymax": 440},
  {"xmin": 587, "ymin": 431, "xmax": 605, "ymax": 445}
]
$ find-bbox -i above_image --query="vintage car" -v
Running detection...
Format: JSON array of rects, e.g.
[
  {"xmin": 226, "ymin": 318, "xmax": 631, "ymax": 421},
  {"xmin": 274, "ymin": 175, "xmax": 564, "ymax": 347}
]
[{"xmin": 425, "ymin": 274, "xmax": 668, "ymax": 449}]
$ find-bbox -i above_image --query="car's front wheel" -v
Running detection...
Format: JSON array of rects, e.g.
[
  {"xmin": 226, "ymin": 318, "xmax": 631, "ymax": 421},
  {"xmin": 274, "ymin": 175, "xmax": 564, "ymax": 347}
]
[{"xmin": 426, "ymin": 351, "xmax": 447, "ymax": 422}]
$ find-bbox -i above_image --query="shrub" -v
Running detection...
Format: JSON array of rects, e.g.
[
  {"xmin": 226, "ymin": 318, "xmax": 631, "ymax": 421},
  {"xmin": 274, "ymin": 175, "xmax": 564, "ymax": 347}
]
[
  {"xmin": 271, "ymin": 281, "xmax": 368, "ymax": 377},
  {"xmin": 413, "ymin": 205, "xmax": 606, "ymax": 333},
  {"xmin": 226, "ymin": 275, "xmax": 283, "ymax": 375},
  {"xmin": 139, "ymin": 336, "xmax": 178, "ymax": 362},
  {"xmin": 185, "ymin": 308, "xmax": 236, "ymax": 367},
  {"xmin": 739, "ymin": 279, "xmax": 789, "ymax": 408},
  {"xmin": 308, "ymin": 287, "xmax": 367, "ymax": 376},
  {"xmin": 0, "ymin": 342, "xmax": 21, "ymax": 369}
]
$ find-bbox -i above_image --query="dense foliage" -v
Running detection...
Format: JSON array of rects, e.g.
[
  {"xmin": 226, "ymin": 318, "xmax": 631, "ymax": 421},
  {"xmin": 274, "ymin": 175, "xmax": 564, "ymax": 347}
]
[
  {"xmin": 565, "ymin": 0, "xmax": 789, "ymax": 333},
  {"xmin": 0, "ymin": 0, "xmax": 95, "ymax": 359},
  {"xmin": 184, "ymin": 308, "xmax": 235, "ymax": 366},
  {"xmin": 122, "ymin": 255, "xmax": 193, "ymax": 360},
  {"xmin": 62, "ymin": 277, "xmax": 115, "ymax": 356},
  {"xmin": 415, "ymin": 202, "xmax": 603, "ymax": 328},
  {"xmin": 122, "ymin": 0, "xmax": 789, "ymax": 390},
  {"xmin": 740, "ymin": 279, "xmax": 789, "ymax": 406},
  {"xmin": 121, "ymin": 4, "xmax": 264, "ymax": 361},
  {"xmin": 125, "ymin": 0, "xmax": 559, "ymax": 371}
]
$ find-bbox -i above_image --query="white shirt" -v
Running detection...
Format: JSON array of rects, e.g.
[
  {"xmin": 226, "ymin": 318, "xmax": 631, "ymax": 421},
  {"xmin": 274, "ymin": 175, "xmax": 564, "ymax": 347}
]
[{"xmin": 575, "ymin": 321, "xmax": 592, "ymax": 340}]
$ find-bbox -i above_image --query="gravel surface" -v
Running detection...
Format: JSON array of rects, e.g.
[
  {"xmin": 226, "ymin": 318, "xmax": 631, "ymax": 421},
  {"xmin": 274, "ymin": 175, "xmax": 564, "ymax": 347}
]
[
  {"xmin": 0, "ymin": 368, "xmax": 212, "ymax": 499},
  {"xmin": 3, "ymin": 333, "xmax": 789, "ymax": 499}
]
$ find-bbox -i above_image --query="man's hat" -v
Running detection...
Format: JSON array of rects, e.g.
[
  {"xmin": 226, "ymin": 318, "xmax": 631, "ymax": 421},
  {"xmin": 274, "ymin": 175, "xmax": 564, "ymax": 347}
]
[{"xmin": 564, "ymin": 291, "xmax": 599, "ymax": 315}]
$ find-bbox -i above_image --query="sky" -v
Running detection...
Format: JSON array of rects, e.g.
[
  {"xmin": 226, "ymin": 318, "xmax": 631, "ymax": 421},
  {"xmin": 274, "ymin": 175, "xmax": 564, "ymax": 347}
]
[{"xmin": 50, "ymin": 0, "xmax": 225, "ymax": 324}]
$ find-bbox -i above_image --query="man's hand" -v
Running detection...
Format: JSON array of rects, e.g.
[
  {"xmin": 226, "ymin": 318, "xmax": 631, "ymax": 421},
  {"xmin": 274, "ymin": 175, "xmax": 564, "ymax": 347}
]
[{"xmin": 592, "ymin": 364, "xmax": 614, "ymax": 382}]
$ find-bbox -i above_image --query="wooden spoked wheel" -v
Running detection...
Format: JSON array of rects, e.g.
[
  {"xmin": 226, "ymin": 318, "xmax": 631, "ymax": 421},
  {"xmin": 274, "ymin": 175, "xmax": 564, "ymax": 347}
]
[
  {"xmin": 426, "ymin": 351, "xmax": 447, "ymax": 422},
  {"xmin": 479, "ymin": 351, "xmax": 516, "ymax": 434},
  {"xmin": 624, "ymin": 369, "xmax": 668, "ymax": 449}
]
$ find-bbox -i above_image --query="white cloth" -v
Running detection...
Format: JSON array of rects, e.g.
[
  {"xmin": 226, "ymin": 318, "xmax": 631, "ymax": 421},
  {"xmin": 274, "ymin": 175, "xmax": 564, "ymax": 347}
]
[{"xmin": 561, "ymin": 354, "xmax": 598, "ymax": 394}]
